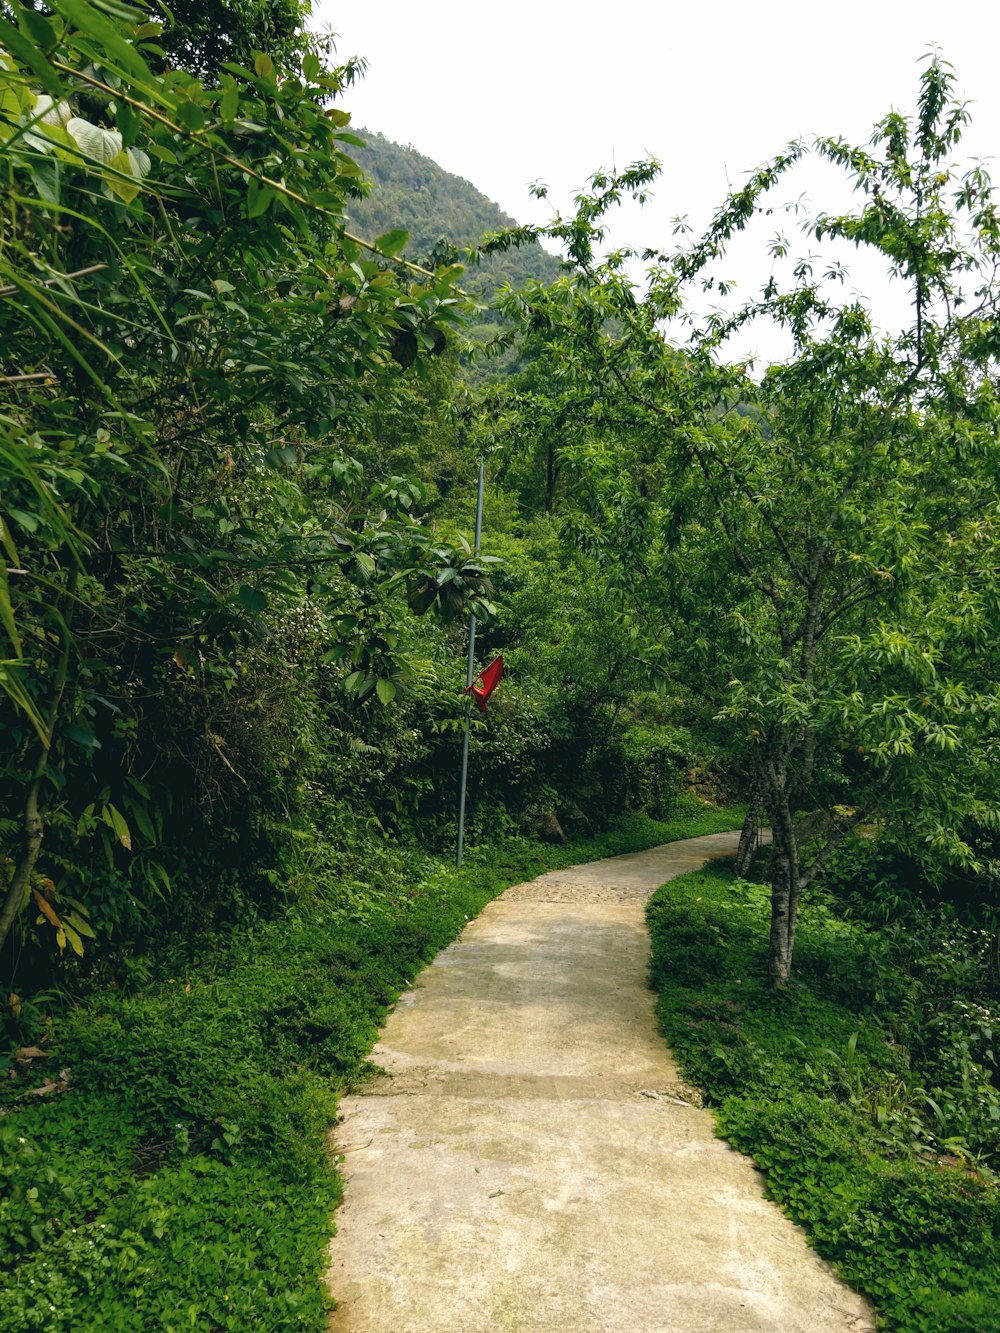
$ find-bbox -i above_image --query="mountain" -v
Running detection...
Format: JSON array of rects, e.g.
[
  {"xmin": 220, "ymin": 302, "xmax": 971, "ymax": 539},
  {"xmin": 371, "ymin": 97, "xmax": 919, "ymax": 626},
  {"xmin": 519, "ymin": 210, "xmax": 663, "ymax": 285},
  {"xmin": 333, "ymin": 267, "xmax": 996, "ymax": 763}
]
[{"xmin": 347, "ymin": 128, "xmax": 564, "ymax": 299}]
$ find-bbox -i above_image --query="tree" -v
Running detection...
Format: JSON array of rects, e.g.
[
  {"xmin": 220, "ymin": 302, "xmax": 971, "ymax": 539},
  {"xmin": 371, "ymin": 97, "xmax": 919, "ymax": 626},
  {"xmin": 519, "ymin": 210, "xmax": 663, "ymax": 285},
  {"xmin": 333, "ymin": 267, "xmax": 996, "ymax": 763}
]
[
  {"xmin": 493, "ymin": 56, "xmax": 1000, "ymax": 984},
  {"xmin": 150, "ymin": 0, "xmax": 309, "ymax": 80},
  {"xmin": 0, "ymin": 0, "xmax": 491, "ymax": 961}
]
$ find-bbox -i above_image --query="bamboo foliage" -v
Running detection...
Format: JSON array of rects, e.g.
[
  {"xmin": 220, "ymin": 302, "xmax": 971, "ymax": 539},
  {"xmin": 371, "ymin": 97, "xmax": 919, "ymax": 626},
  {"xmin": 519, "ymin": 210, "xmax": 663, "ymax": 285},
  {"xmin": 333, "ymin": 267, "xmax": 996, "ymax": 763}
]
[{"xmin": 0, "ymin": 0, "xmax": 491, "ymax": 956}]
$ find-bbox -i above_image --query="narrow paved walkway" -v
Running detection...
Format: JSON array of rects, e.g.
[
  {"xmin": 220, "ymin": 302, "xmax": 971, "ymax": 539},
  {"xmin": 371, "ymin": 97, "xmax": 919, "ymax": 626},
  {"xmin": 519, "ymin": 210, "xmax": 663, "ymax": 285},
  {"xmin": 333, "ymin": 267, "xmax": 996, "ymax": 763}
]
[{"xmin": 326, "ymin": 832, "xmax": 874, "ymax": 1332}]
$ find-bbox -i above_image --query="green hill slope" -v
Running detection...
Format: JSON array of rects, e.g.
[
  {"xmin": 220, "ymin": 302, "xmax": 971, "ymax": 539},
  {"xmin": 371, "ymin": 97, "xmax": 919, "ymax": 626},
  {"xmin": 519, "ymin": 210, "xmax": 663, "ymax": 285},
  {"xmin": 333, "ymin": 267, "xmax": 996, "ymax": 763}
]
[{"xmin": 348, "ymin": 128, "xmax": 564, "ymax": 298}]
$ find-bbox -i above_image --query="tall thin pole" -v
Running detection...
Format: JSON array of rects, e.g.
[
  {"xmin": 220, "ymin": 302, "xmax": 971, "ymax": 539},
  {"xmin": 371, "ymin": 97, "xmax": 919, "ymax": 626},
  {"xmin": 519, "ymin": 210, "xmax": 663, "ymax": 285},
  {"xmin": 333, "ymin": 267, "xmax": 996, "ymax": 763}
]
[{"xmin": 456, "ymin": 461, "xmax": 485, "ymax": 867}]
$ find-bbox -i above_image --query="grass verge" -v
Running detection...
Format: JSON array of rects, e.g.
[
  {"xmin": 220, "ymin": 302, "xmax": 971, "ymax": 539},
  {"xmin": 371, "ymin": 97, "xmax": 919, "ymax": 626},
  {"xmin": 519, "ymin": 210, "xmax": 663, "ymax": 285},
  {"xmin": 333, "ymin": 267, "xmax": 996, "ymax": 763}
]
[
  {"xmin": 0, "ymin": 801, "xmax": 742, "ymax": 1332},
  {"xmin": 647, "ymin": 862, "xmax": 1000, "ymax": 1333}
]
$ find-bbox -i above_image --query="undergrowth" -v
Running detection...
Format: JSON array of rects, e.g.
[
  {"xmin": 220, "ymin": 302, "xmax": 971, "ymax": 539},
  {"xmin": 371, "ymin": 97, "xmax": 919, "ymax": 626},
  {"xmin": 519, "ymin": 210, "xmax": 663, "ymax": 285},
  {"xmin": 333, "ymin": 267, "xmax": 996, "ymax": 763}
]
[
  {"xmin": 0, "ymin": 802, "xmax": 742, "ymax": 1332},
  {"xmin": 647, "ymin": 862, "xmax": 1000, "ymax": 1332}
]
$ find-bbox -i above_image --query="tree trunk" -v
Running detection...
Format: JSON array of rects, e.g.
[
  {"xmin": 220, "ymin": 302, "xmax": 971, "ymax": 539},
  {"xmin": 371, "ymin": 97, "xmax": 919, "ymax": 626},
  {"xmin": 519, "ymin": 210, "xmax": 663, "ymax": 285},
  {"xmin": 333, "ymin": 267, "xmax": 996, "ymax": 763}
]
[
  {"xmin": 765, "ymin": 782, "xmax": 800, "ymax": 988},
  {"xmin": 768, "ymin": 878, "xmax": 794, "ymax": 987},
  {"xmin": 0, "ymin": 776, "xmax": 45, "ymax": 953},
  {"xmin": 0, "ymin": 621, "xmax": 73, "ymax": 957},
  {"xmin": 734, "ymin": 789, "xmax": 761, "ymax": 877}
]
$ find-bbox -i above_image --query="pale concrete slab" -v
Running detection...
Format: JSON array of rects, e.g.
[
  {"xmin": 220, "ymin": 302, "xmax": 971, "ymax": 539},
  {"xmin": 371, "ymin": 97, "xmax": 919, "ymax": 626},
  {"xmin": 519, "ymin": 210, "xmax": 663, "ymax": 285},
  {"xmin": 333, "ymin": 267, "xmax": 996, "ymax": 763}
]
[{"xmin": 326, "ymin": 832, "xmax": 875, "ymax": 1332}]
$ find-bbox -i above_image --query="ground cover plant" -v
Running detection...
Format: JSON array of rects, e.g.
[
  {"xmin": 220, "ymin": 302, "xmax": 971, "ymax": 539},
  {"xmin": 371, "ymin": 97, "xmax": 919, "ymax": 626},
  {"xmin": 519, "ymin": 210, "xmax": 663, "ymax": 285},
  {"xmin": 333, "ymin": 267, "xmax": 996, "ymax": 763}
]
[
  {"xmin": 647, "ymin": 857, "xmax": 1000, "ymax": 1331},
  {"xmin": 0, "ymin": 803, "xmax": 743, "ymax": 1332}
]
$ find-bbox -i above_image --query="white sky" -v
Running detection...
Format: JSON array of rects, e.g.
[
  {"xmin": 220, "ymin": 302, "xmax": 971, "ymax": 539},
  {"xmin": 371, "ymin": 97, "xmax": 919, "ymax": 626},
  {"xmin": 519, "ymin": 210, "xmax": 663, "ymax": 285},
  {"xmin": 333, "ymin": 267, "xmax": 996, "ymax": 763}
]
[{"xmin": 311, "ymin": 2, "xmax": 1000, "ymax": 363}]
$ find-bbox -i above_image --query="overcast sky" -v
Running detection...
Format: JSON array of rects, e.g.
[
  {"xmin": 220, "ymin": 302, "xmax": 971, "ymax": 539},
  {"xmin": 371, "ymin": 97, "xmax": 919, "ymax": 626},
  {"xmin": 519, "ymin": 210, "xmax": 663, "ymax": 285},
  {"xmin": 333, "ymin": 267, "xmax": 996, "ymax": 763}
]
[{"xmin": 311, "ymin": 1, "xmax": 1000, "ymax": 362}]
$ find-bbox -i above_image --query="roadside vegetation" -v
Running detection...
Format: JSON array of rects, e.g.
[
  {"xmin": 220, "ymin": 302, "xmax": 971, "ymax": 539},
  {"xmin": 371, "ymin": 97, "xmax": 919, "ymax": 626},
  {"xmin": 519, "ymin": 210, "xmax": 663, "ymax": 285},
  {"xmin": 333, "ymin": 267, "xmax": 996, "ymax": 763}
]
[
  {"xmin": 1, "ymin": 802, "xmax": 740, "ymax": 1331},
  {"xmin": 648, "ymin": 849, "xmax": 1000, "ymax": 1331},
  {"xmin": 3, "ymin": 1, "xmax": 1000, "ymax": 1329}
]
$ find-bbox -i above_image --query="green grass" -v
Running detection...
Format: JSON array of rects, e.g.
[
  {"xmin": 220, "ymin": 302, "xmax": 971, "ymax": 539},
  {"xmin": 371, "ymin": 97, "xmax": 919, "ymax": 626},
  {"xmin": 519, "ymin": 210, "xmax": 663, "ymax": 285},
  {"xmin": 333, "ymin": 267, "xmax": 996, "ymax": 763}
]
[
  {"xmin": 0, "ymin": 802, "xmax": 742, "ymax": 1332},
  {"xmin": 647, "ymin": 863, "xmax": 1000, "ymax": 1332}
]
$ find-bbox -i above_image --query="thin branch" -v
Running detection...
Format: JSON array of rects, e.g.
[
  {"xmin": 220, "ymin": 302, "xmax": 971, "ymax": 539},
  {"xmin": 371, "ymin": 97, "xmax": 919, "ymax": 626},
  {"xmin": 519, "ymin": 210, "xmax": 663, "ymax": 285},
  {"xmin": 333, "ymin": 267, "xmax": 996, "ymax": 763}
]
[{"xmin": 0, "ymin": 265, "xmax": 107, "ymax": 300}]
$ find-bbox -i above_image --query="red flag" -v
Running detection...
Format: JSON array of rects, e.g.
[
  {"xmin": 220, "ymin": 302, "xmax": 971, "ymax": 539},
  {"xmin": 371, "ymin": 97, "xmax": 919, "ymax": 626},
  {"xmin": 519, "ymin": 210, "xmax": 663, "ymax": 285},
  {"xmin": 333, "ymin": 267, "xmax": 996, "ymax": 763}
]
[{"xmin": 465, "ymin": 655, "xmax": 504, "ymax": 713}]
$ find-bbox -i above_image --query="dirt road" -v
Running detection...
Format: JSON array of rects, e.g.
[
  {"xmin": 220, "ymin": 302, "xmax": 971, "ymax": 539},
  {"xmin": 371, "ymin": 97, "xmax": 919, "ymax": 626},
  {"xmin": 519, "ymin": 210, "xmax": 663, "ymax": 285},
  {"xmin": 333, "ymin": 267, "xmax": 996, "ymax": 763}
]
[{"xmin": 327, "ymin": 832, "xmax": 874, "ymax": 1332}]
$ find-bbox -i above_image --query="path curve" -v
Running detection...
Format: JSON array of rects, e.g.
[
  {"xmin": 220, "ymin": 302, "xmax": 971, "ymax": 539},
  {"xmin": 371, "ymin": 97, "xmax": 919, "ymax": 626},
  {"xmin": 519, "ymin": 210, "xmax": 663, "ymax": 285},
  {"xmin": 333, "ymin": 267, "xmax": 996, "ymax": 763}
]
[{"xmin": 326, "ymin": 832, "xmax": 874, "ymax": 1332}]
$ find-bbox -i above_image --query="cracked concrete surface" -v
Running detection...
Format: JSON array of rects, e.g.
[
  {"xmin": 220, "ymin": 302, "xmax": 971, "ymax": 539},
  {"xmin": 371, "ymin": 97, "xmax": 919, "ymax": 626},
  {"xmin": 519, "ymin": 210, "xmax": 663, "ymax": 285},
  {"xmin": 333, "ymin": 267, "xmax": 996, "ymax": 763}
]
[{"xmin": 326, "ymin": 831, "xmax": 875, "ymax": 1332}]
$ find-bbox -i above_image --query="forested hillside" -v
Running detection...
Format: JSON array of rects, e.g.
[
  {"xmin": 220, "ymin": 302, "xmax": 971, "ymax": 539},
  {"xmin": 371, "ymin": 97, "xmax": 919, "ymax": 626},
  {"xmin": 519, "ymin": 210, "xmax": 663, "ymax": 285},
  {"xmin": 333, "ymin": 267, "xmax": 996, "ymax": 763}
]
[
  {"xmin": 2, "ymin": 3, "xmax": 999, "ymax": 1329},
  {"xmin": 347, "ymin": 127, "xmax": 563, "ymax": 384},
  {"xmin": 347, "ymin": 127, "xmax": 564, "ymax": 295}
]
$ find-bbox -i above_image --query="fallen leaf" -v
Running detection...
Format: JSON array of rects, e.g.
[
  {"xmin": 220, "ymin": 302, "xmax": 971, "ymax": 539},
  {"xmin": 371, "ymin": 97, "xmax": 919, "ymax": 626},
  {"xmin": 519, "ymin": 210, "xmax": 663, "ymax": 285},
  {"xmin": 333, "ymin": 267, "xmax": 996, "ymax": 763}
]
[
  {"xmin": 14, "ymin": 1046, "xmax": 48, "ymax": 1062},
  {"xmin": 24, "ymin": 1069, "xmax": 71, "ymax": 1097}
]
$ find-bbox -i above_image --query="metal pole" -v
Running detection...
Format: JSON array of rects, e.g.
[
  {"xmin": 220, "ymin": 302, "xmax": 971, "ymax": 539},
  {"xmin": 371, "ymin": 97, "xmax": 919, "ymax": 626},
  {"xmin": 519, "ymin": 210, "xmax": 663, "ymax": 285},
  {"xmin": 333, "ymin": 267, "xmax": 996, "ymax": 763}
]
[{"xmin": 456, "ymin": 461, "xmax": 485, "ymax": 867}]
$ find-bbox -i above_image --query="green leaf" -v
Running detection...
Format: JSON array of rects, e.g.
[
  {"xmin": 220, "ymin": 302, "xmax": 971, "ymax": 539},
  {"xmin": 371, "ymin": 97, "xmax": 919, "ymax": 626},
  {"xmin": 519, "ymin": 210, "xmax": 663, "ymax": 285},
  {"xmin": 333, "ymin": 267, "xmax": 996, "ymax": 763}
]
[
  {"xmin": 57, "ymin": 0, "xmax": 153, "ymax": 81},
  {"xmin": 65, "ymin": 912, "xmax": 96, "ymax": 939},
  {"xmin": 220, "ymin": 83, "xmax": 240, "ymax": 122},
  {"xmin": 263, "ymin": 445, "xmax": 297, "ymax": 468},
  {"xmin": 0, "ymin": 16, "xmax": 64, "ymax": 95},
  {"xmin": 356, "ymin": 675, "xmax": 376, "ymax": 700},
  {"xmin": 407, "ymin": 581, "xmax": 437, "ymax": 617},
  {"xmin": 246, "ymin": 179, "xmax": 274, "ymax": 218},
  {"xmin": 0, "ymin": 662, "xmax": 46, "ymax": 741},
  {"xmin": 0, "ymin": 572, "xmax": 22, "ymax": 658},
  {"xmin": 105, "ymin": 149, "xmax": 140, "ymax": 202},
  {"xmin": 175, "ymin": 100, "xmax": 206, "ymax": 132},
  {"xmin": 253, "ymin": 52, "xmax": 274, "ymax": 78},
  {"xmin": 235, "ymin": 584, "xmax": 267, "ymax": 613},
  {"xmin": 114, "ymin": 98, "xmax": 141, "ymax": 146},
  {"xmin": 27, "ymin": 155, "xmax": 60, "ymax": 204},
  {"xmin": 102, "ymin": 803, "xmax": 132, "ymax": 851},
  {"xmin": 375, "ymin": 679, "xmax": 396, "ymax": 705},
  {"xmin": 128, "ymin": 800, "xmax": 156, "ymax": 843},
  {"xmin": 62, "ymin": 922, "xmax": 85, "ymax": 956},
  {"xmin": 0, "ymin": 518, "xmax": 19, "ymax": 565},
  {"xmin": 17, "ymin": 7, "xmax": 58, "ymax": 51},
  {"xmin": 66, "ymin": 722, "xmax": 101, "ymax": 751},
  {"xmin": 8, "ymin": 509, "xmax": 39, "ymax": 535},
  {"xmin": 375, "ymin": 229, "xmax": 409, "ymax": 259},
  {"xmin": 349, "ymin": 552, "xmax": 376, "ymax": 587}
]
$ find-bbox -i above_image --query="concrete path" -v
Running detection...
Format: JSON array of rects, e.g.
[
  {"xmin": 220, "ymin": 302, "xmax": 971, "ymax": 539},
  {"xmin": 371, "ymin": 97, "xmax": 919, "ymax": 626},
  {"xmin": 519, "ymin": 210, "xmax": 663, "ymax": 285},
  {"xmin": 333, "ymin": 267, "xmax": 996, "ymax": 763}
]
[{"xmin": 326, "ymin": 832, "xmax": 875, "ymax": 1332}]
